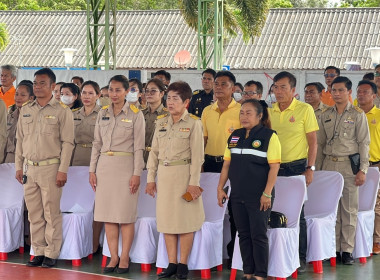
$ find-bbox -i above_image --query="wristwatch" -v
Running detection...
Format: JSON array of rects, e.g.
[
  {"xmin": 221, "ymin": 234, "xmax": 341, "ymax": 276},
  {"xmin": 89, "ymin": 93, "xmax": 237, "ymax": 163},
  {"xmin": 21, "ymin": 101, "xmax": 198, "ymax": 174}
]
[{"xmin": 306, "ymin": 165, "xmax": 315, "ymax": 171}]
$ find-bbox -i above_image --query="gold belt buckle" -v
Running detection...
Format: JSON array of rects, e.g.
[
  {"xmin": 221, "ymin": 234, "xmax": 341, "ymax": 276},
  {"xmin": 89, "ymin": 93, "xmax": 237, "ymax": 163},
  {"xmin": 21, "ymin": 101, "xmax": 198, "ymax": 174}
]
[
  {"xmin": 163, "ymin": 161, "xmax": 169, "ymax": 166},
  {"xmin": 107, "ymin": 151, "xmax": 114, "ymax": 156},
  {"xmin": 33, "ymin": 162, "xmax": 39, "ymax": 166},
  {"xmin": 331, "ymin": 156, "xmax": 338, "ymax": 162}
]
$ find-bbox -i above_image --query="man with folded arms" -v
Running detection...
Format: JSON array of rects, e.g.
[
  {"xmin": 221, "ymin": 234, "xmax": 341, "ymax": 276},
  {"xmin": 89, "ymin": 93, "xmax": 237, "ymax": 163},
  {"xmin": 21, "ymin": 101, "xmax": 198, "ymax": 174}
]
[{"xmin": 15, "ymin": 68, "xmax": 74, "ymax": 268}]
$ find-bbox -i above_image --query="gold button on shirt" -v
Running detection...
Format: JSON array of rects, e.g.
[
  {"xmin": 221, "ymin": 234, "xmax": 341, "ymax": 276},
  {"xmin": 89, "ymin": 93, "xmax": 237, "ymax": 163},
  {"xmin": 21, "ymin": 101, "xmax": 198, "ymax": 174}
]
[{"xmin": 15, "ymin": 98, "xmax": 75, "ymax": 173}]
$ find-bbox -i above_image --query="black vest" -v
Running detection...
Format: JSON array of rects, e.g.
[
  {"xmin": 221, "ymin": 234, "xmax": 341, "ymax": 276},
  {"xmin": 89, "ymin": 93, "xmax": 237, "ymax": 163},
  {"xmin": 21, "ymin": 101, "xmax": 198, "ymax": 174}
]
[{"xmin": 227, "ymin": 125, "xmax": 275, "ymax": 205}]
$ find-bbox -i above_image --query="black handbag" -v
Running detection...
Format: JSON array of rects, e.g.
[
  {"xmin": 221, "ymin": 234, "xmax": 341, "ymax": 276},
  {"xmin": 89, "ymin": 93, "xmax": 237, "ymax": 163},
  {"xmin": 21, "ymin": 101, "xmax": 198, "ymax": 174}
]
[{"xmin": 268, "ymin": 211, "xmax": 287, "ymax": 228}]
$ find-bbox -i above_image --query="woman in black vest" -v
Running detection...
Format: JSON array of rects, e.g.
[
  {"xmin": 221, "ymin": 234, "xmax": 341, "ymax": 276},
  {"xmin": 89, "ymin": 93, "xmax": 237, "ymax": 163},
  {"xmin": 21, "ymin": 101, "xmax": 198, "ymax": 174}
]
[{"xmin": 217, "ymin": 99, "xmax": 281, "ymax": 280}]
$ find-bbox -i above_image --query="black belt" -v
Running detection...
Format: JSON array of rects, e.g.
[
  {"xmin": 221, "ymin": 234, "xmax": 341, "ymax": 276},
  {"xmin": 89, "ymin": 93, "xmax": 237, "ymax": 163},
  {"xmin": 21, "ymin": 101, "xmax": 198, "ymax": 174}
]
[
  {"xmin": 205, "ymin": 154, "xmax": 224, "ymax": 163},
  {"xmin": 280, "ymin": 158, "xmax": 307, "ymax": 169},
  {"xmin": 370, "ymin": 160, "xmax": 380, "ymax": 166}
]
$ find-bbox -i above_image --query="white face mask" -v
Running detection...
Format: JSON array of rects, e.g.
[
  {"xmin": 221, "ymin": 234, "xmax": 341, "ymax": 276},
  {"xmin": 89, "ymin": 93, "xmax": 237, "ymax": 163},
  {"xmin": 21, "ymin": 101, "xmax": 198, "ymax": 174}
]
[
  {"xmin": 233, "ymin": 92, "xmax": 242, "ymax": 102},
  {"xmin": 126, "ymin": 91, "xmax": 139, "ymax": 103},
  {"xmin": 60, "ymin": 95, "xmax": 74, "ymax": 105}
]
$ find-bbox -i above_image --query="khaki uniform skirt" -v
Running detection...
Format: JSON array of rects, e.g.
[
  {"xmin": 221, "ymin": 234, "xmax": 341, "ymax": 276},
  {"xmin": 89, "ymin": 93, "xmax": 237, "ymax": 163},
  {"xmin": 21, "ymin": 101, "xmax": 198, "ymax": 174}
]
[
  {"xmin": 71, "ymin": 145, "xmax": 92, "ymax": 166},
  {"xmin": 94, "ymin": 154, "xmax": 139, "ymax": 223},
  {"xmin": 156, "ymin": 164, "xmax": 205, "ymax": 234}
]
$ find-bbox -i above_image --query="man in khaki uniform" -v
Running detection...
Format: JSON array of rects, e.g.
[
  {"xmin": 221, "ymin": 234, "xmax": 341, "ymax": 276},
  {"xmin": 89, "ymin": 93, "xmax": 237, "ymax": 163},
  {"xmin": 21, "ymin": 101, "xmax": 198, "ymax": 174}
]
[
  {"xmin": 15, "ymin": 68, "xmax": 74, "ymax": 268},
  {"xmin": 317, "ymin": 76, "xmax": 370, "ymax": 265},
  {"xmin": 304, "ymin": 82, "xmax": 329, "ymax": 120},
  {"xmin": 0, "ymin": 98, "xmax": 6, "ymax": 163}
]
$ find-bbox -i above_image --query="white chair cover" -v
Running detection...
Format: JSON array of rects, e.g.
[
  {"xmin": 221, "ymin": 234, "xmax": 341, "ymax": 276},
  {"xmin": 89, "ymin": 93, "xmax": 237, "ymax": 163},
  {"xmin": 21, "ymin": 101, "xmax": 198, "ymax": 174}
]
[
  {"xmin": 29, "ymin": 166, "xmax": 95, "ymax": 260},
  {"xmin": 102, "ymin": 170, "xmax": 160, "ymax": 264},
  {"xmin": 156, "ymin": 173, "xmax": 230, "ymax": 270},
  {"xmin": 353, "ymin": 167, "xmax": 380, "ymax": 259},
  {"xmin": 304, "ymin": 171, "xmax": 344, "ymax": 262},
  {"xmin": 0, "ymin": 163, "xmax": 24, "ymax": 252},
  {"xmin": 231, "ymin": 175, "xmax": 306, "ymax": 278}
]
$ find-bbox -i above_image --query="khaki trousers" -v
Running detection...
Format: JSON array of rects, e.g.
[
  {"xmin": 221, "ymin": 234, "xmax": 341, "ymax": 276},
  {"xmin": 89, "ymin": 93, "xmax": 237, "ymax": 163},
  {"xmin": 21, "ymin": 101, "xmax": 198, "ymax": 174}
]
[
  {"xmin": 24, "ymin": 163, "xmax": 62, "ymax": 259},
  {"xmin": 371, "ymin": 163, "xmax": 380, "ymax": 243},
  {"xmin": 322, "ymin": 158, "xmax": 358, "ymax": 253}
]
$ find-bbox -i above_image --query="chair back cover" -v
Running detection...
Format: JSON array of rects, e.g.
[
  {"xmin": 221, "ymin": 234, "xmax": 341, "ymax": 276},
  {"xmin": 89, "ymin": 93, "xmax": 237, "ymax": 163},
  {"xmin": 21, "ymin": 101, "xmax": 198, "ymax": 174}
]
[
  {"xmin": 0, "ymin": 163, "xmax": 24, "ymax": 209},
  {"xmin": 137, "ymin": 170, "xmax": 156, "ymax": 218}
]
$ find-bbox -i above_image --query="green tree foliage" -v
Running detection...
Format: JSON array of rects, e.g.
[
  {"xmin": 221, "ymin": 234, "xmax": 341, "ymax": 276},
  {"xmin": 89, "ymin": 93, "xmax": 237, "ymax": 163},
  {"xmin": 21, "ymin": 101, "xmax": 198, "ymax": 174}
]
[
  {"xmin": 339, "ymin": 0, "xmax": 380, "ymax": 7},
  {"xmin": 288, "ymin": 0, "xmax": 328, "ymax": 7},
  {"xmin": 0, "ymin": 22, "xmax": 9, "ymax": 51},
  {"xmin": 269, "ymin": 0, "xmax": 293, "ymax": 8}
]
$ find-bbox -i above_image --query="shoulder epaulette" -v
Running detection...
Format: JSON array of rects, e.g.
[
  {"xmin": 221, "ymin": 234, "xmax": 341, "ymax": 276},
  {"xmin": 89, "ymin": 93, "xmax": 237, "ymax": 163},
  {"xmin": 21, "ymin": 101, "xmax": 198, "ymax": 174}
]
[
  {"xmin": 189, "ymin": 114, "xmax": 200, "ymax": 120},
  {"xmin": 130, "ymin": 104, "xmax": 139, "ymax": 114},
  {"xmin": 163, "ymin": 107, "xmax": 168, "ymax": 112},
  {"xmin": 71, "ymin": 107, "xmax": 80, "ymax": 112},
  {"xmin": 102, "ymin": 105, "xmax": 109, "ymax": 110},
  {"xmin": 157, "ymin": 113, "xmax": 168, "ymax": 120},
  {"xmin": 354, "ymin": 106, "xmax": 363, "ymax": 113},
  {"xmin": 322, "ymin": 106, "xmax": 329, "ymax": 113},
  {"xmin": 59, "ymin": 101, "xmax": 68, "ymax": 108},
  {"xmin": 22, "ymin": 100, "xmax": 30, "ymax": 107},
  {"xmin": 193, "ymin": 90, "xmax": 200, "ymax": 95}
]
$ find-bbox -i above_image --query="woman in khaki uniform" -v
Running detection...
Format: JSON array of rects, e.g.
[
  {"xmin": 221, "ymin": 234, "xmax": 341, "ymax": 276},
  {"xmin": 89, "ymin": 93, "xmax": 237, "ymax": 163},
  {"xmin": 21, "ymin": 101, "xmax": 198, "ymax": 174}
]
[
  {"xmin": 146, "ymin": 81, "xmax": 205, "ymax": 280},
  {"xmin": 4, "ymin": 80, "xmax": 34, "ymax": 163},
  {"xmin": 89, "ymin": 75, "xmax": 145, "ymax": 274}
]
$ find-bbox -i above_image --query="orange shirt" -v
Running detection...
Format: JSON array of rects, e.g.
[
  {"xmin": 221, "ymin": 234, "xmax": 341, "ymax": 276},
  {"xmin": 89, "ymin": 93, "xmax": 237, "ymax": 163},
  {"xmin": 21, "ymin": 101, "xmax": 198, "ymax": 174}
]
[
  {"xmin": 321, "ymin": 89, "xmax": 353, "ymax": 106},
  {"xmin": 0, "ymin": 86, "xmax": 16, "ymax": 107}
]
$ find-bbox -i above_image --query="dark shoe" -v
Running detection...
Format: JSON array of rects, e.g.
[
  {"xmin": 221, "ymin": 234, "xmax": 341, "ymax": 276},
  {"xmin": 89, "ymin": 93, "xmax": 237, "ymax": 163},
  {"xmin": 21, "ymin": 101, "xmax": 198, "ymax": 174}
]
[
  {"xmin": 26, "ymin": 255, "xmax": 44, "ymax": 267},
  {"xmin": 116, "ymin": 266, "xmax": 129, "ymax": 274},
  {"xmin": 227, "ymin": 258, "xmax": 232, "ymax": 270},
  {"xmin": 342, "ymin": 252, "xmax": 354, "ymax": 265},
  {"xmin": 104, "ymin": 261, "xmax": 119, "ymax": 273},
  {"xmin": 336, "ymin": 252, "xmax": 342, "ymax": 263},
  {"xmin": 298, "ymin": 259, "xmax": 306, "ymax": 273},
  {"xmin": 93, "ymin": 245, "xmax": 102, "ymax": 255},
  {"xmin": 41, "ymin": 257, "xmax": 57, "ymax": 268},
  {"xmin": 158, "ymin": 263, "xmax": 177, "ymax": 279},
  {"xmin": 176, "ymin": 263, "xmax": 189, "ymax": 279}
]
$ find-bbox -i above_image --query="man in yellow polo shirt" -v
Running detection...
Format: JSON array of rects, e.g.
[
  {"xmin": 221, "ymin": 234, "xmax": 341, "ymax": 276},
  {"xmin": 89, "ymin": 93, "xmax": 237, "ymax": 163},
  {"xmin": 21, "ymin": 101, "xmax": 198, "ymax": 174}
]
[
  {"xmin": 269, "ymin": 71, "xmax": 319, "ymax": 273},
  {"xmin": 0, "ymin": 65, "xmax": 17, "ymax": 107},
  {"xmin": 357, "ymin": 80, "xmax": 380, "ymax": 255},
  {"xmin": 201, "ymin": 70, "xmax": 241, "ymax": 267}
]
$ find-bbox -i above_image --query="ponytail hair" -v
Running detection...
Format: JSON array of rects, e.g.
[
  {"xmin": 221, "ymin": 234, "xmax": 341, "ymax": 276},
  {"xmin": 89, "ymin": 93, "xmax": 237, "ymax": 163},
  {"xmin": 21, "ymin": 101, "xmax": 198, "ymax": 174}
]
[{"xmin": 241, "ymin": 99, "xmax": 271, "ymax": 129}]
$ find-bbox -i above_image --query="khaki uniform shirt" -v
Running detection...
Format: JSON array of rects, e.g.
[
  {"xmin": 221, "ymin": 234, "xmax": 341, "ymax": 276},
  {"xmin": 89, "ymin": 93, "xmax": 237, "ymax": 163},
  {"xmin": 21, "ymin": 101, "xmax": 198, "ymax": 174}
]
[
  {"xmin": 89, "ymin": 102, "xmax": 145, "ymax": 176},
  {"xmin": 0, "ymin": 99, "xmax": 6, "ymax": 163},
  {"xmin": 374, "ymin": 95, "xmax": 380, "ymax": 109},
  {"xmin": 142, "ymin": 103, "xmax": 168, "ymax": 162},
  {"xmin": 147, "ymin": 110, "xmax": 204, "ymax": 186},
  {"xmin": 15, "ymin": 97, "xmax": 75, "ymax": 173},
  {"xmin": 314, "ymin": 102, "xmax": 330, "ymax": 120},
  {"xmin": 4, "ymin": 105, "xmax": 19, "ymax": 160},
  {"xmin": 73, "ymin": 105, "xmax": 100, "ymax": 145},
  {"xmin": 316, "ymin": 103, "xmax": 370, "ymax": 171}
]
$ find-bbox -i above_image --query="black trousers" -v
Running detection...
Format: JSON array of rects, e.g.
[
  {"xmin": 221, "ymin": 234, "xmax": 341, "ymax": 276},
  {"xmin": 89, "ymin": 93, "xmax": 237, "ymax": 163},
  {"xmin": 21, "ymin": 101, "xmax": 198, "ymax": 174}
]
[
  {"xmin": 232, "ymin": 200, "xmax": 270, "ymax": 277},
  {"xmin": 204, "ymin": 155, "xmax": 236, "ymax": 260},
  {"xmin": 278, "ymin": 159, "xmax": 307, "ymax": 262}
]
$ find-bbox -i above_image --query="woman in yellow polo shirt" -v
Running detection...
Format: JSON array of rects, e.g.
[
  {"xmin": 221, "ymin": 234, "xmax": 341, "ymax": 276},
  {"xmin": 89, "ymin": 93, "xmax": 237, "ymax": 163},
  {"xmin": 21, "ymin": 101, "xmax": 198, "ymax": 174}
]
[{"xmin": 217, "ymin": 99, "xmax": 281, "ymax": 280}]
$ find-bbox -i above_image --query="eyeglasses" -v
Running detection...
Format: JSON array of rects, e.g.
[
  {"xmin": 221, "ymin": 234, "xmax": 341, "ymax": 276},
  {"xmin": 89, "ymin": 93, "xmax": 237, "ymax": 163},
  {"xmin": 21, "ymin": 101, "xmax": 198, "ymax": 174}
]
[
  {"xmin": 145, "ymin": 89, "xmax": 160, "ymax": 95},
  {"xmin": 324, "ymin": 74, "xmax": 337, "ymax": 78},
  {"xmin": 242, "ymin": 91, "xmax": 258, "ymax": 96},
  {"xmin": 374, "ymin": 72, "xmax": 380, "ymax": 77}
]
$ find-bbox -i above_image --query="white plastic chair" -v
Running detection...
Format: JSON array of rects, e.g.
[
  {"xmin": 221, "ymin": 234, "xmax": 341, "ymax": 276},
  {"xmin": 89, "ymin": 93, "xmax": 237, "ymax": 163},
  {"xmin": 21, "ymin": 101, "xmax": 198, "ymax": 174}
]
[
  {"xmin": 156, "ymin": 173, "xmax": 231, "ymax": 279},
  {"xmin": 102, "ymin": 170, "xmax": 160, "ymax": 271},
  {"xmin": 0, "ymin": 163, "xmax": 24, "ymax": 261},
  {"xmin": 30, "ymin": 166, "xmax": 95, "ymax": 266},
  {"xmin": 304, "ymin": 171, "xmax": 344, "ymax": 273},
  {"xmin": 353, "ymin": 167, "xmax": 380, "ymax": 262},
  {"xmin": 230, "ymin": 175, "xmax": 306, "ymax": 280}
]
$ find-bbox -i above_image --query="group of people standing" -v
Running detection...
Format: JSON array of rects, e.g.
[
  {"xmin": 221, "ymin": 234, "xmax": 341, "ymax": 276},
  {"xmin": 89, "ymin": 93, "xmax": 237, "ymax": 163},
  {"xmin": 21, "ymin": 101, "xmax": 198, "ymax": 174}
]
[{"xmin": 0, "ymin": 63, "xmax": 379, "ymax": 280}]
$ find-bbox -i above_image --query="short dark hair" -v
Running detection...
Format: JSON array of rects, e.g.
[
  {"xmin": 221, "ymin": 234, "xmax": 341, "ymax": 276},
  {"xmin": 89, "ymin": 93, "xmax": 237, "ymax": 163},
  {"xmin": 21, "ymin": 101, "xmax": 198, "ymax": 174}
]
[
  {"xmin": 61, "ymin": 83, "xmax": 80, "ymax": 96},
  {"xmin": 324, "ymin": 66, "xmax": 340, "ymax": 76},
  {"xmin": 244, "ymin": 80, "xmax": 263, "ymax": 95},
  {"xmin": 81, "ymin": 80, "xmax": 100, "ymax": 95},
  {"xmin": 101, "ymin": 85, "xmax": 109, "ymax": 90},
  {"xmin": 215, "ymin": 70, "xmax": 236, "ymax": 84},
  {"xmin": 146, "ymin": 78, "xmax": 166, "ymax": 92},
  {"xmin": 17, "ymin": 80, "xmax": 34, "ymax": 97},
  {"xmin": 375, "ymin": 64, "xmax": 380, "ymax": 71},
  {"xmin": 202, "ymin": 68, "xmax": 216, "ymax": 79},
  {"xmin": 363, "ymin": 72, "xmax": 374, "ymax": 81},
  {"xmin": 357, "ymin": 80, "xmax": 377, "ymax": 94},
  {"xmin": 241, "ymin": 99, "xmax": 271, "ymax": 129},
  {"xmin": 167, "ymin": 81, "xmax": 192, "ymax": 102},
  {"xmin": 304, "ymin": 82, "xmax": 325, "ymax": 93},
  {"xmin": 154, "ymin": 70, "xmax": 171, "ymax": 81},
  {"xmin": 109, "ymin": 75, "xmax": 129, "ymax": 90},
  {"xmin": 331, "ymin": 76, "xmax": 352, "ymax": 90},
  {"xmin": 34, "ymin": 68, "xmax": 56, "ymax": 83},
  {"xmin": 129, "ymin": 78, "xmax": 143, "ymax": 93},
  {"xmin": 273, "ymin": 71, "xmax": 296, "ymax": 88},
  {"xmin": 235, "ymin": 82, "xmax": 243, "ymax": 92},
  {"xmin": 72, "ymin": 76, "xmax": 84, "ymax": 84}
]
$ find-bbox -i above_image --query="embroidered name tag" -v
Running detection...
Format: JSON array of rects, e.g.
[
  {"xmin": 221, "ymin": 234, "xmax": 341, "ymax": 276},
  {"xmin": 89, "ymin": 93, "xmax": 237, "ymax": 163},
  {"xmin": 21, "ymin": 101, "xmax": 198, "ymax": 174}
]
[
  {"xmin": 102, "ymin": 117, "xmax": 110, "ymax": 120},
  {"xmin": 23, "ymin": 114, "xmax": 31, "ymax": 117},
  {"xmin": 74, "ymin": 118, "xmax": 82, "ymax": 121}
]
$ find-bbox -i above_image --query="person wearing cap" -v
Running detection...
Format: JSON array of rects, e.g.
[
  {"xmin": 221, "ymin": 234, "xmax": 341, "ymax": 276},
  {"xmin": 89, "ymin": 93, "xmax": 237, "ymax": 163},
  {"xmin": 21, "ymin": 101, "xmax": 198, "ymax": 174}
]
[
  {"xmin": 15, "ymin": 68, "xmax": 75, "ymax": 268},
  {"xmin": 89, "ymin": 75, "xmax": 145, "ymax": 274}
]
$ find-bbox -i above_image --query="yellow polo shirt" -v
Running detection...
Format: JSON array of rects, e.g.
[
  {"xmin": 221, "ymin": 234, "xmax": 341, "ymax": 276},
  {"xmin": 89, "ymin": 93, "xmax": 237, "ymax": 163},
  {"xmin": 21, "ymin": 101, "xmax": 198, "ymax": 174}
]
[
  {"xmin": 201, "ymin": 99, "xmax": 241, "ymax": 156},
  {"xmin": 366, "ymin": 106, "xmax": 380, "ymax": 162},
  {"xmin": 269, "ymin": 98, "xmax": 319, "ymax": 163}
]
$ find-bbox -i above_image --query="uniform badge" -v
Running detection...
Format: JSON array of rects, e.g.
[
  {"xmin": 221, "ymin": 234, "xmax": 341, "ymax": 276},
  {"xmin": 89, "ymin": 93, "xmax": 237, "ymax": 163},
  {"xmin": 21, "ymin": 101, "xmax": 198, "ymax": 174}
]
[
  {"xmin": 159, "ymin": 128, "xmax": 167, "ymax": 132},
  {"xmin": 121, "ymin": 118, "xmax": 132, "ymax": 123},
  {"xmin": 179, "ymin": 128, "xmax": 190, "ymax": 132},
  {"xmin": 344, "ymin": 116, "xmax": 354, "ymax": 124},
  {"xmin": 252, "ymin": 140, "xmax": 261, "ymax": 148},
  {"xmin": 289, "ymin": 116, "xmax": 295, "ymax": 123},
  {"xmin": 230, "ymin": 136, "xmax": 239, "ymax": 143},
  {"xmin": 102, "ymin": 117, "xmax": 110, "ymax": 120},
  {"xmin": 74, "ymin": 118, "xmax": 82, "ymax": 121},
  {"xmin": 372, "ymin": 119, "xmax": 377, "ymax": 124},
  {"xmin": 45, "ymin": 115, "xmax": 56, "ymax": 119},
  {"xmin": 23, "ymin": 114, "xmax": 31, "ymax": 117}
]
